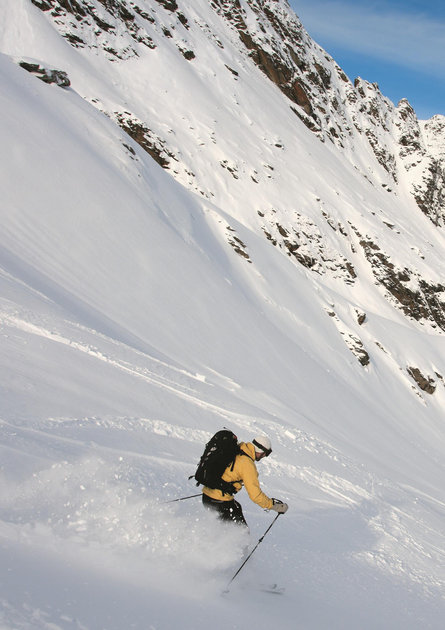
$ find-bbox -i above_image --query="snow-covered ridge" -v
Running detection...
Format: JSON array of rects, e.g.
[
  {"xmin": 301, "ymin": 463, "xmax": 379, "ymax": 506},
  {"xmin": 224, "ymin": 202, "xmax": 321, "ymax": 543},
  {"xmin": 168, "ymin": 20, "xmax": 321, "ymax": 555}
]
[
  {"xmin": 8, "ymin": 1, "xmax": 445, "ymax": 220},
  {"xmin": 4, "ymin": 0, "xmax": 443, "ymax": 333}
]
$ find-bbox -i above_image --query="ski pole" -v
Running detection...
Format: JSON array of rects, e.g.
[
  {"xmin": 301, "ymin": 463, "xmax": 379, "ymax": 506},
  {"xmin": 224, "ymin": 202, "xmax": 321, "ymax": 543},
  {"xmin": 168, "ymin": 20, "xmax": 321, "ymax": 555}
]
[
  {"xmin": 162, "ymin": 493, "xmax": 202, "ymax": 504},
  {"xmin": 224, "ymin": 513, "xmax": 281, "ymax": 592}
]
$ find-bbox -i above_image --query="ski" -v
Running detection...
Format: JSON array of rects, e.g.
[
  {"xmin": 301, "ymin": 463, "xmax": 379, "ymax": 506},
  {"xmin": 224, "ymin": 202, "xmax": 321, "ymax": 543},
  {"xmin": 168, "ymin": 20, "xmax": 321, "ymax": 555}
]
[
  {"xmin": 222, "ymin": 583, "xmax": 285, "ymax": 596},
  {"xmin": 259, "ymin": 583, "xmax": 285, "ymax": 595}
]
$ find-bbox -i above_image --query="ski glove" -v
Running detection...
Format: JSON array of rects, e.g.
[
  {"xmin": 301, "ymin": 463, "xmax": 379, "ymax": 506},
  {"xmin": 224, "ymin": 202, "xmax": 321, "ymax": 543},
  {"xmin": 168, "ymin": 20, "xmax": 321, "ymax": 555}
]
[{"xmin": 270, "ymin": 498, "xmax": 288, "ymax": 514}]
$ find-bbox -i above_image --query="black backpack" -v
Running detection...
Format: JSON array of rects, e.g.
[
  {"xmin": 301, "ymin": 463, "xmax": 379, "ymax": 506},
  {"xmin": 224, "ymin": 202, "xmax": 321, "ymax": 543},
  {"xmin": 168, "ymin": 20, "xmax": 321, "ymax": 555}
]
[{"xmin": 191, "ymin": 429, "xmax": 241, "ymax": 494}]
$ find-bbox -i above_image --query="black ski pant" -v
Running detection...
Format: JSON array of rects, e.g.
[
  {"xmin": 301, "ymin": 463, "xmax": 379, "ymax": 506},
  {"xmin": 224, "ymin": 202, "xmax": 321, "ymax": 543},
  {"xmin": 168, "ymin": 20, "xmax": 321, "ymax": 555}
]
[{"xmin": 202, "ymin": 493, "xmax": 248, "ymax": 527}]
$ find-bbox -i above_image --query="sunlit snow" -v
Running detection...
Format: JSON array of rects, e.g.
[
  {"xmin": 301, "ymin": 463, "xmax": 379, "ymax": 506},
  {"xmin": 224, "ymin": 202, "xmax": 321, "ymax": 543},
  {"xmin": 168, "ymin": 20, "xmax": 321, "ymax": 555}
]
[{"xmin": 1, "ymin": 1, "xmax": 445, "ymax": 629}]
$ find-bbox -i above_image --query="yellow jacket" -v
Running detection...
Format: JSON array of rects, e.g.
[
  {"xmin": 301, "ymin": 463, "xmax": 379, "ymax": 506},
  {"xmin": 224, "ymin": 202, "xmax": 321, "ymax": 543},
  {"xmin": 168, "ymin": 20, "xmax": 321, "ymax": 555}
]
[{"xmin": 203, "ymin": 442, "xmax": 273, "ymax": 510}]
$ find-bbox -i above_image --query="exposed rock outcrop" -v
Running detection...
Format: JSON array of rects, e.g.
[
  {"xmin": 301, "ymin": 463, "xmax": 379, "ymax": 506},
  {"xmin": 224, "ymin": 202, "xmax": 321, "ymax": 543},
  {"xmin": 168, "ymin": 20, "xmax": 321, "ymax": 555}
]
[
  {"xmin": 112, "ymin": 111, "xmax": 176, "ymax": 168},
  {"xmin": 18, "ymin": 60, "xmax": 70, "ymax": 87},
  {"xmin": 407, "ymin": 367, "xmax": 437, "ymax": 394},
  {"xmin": 26, "ymin": 0, "xmax": 445, "ymax": 338},
  {"xmin": 210, "ymin": 1, "xmax": 445, "ymax": 227}
]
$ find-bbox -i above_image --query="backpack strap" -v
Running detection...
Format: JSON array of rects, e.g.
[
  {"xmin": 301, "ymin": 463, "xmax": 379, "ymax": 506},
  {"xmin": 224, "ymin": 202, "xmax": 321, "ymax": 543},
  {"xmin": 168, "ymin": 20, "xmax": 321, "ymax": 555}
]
[
  {"xmin": 228, "ymin": 449, "xmax": 254, "ymax": 487},
  {"xmin": 229, "ymin": 444, "xmax": 245, "ymax": 471}
]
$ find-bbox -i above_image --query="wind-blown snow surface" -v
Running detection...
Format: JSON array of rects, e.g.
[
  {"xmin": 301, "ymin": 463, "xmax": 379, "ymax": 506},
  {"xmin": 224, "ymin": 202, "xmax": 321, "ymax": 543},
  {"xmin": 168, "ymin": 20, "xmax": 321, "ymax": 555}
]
[{"xmin": 1, "ymin": 20, "xmax": 445, "ymax": 630}]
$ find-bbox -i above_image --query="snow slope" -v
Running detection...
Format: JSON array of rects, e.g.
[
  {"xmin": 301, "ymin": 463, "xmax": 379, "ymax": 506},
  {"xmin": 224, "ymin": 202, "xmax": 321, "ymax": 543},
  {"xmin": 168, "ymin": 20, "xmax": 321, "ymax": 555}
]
[{"xmin": 1, "ymin": 2, "xmax": 445, "ymax": 629}]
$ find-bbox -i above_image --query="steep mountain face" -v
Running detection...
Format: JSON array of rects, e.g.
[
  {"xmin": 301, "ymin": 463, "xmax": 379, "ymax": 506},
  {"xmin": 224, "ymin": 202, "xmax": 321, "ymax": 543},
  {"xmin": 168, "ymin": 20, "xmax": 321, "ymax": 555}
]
[
  {"xmin": 25, "ymin": 0, "xmax": 445, "ymax": 225},
  {"xmin": 1, "ymin": 0, "xmax": 445, "ymax": 387},
  {"xmin": 214, "ymin": 2, "xmax": 445, "ymax": 226}
]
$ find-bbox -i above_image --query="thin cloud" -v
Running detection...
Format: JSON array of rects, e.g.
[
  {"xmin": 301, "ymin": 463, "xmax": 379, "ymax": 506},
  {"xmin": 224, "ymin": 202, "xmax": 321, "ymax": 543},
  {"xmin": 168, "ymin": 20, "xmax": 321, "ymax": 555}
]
[{"xmin": 293, "ymin": 0, "xmax": 445, "ymax": 77}]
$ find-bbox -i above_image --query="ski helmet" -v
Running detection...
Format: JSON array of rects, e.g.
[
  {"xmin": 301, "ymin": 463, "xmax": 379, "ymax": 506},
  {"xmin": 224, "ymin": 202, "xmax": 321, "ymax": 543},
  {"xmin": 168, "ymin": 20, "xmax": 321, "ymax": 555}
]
[{"xmin": 252, "ymin": 435, "xmax": 272, "ymax": 457}]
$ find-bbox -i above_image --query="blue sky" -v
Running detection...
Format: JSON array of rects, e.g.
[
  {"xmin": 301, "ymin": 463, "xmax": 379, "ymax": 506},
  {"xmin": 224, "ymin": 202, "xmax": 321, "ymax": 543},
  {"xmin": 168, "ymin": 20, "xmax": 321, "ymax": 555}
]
[{"xmin": 290, "ymin": 0, "xmax": 445, "ymax": 119}]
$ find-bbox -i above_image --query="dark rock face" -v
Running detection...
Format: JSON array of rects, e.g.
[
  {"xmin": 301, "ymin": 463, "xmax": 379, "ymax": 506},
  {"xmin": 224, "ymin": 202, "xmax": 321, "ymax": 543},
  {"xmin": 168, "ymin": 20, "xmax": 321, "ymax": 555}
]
[
  {"xmin": 31, "ymin": 0, "xmax": 157, "ymax": 56},
  {"xmin": 212, "ymin": 0, "xmax": 317, "ymax": 126},
  {"xmin": 407, "ymin": 367, "xmax": 437, "ymax": 394},
  {"xmin": 412, "ymin": 160, "xmax": 445, "ymax": 226},
  {"xmin": 356, "ymin": 232, "xmax": 445, "ymax": 332},
  {"xmin": 19, "ymin": 61, "xmax": 71, "ymax": 87},
  {"xmin": 112, "ymin": 112, "xmax": 175, "ymax": 168},
  {"xmin": 260, "ymin": 211, "xmax": 357, "ymax": 285}
]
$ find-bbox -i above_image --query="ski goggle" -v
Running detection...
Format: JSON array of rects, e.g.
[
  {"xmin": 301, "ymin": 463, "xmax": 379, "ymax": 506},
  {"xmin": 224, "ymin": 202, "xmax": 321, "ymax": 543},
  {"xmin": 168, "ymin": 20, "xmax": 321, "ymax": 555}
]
[{"xmin": 252, "ymin": 439, "xmax": 272, "ymax": 457}]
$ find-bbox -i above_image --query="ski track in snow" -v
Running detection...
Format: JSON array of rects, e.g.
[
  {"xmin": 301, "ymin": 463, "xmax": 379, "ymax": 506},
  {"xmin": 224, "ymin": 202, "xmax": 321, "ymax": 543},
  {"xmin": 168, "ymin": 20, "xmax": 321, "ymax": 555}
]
[
  {"xmin": 3, "ymin": 309, "xmax": 445, "ymax": 587},
  {"xmin": 0, "ymin": 311, "xmax": 219, "ymax": 407},
  {"xmin": 2, "ymin": 304, "xmax": 445, "ymax": 627}
]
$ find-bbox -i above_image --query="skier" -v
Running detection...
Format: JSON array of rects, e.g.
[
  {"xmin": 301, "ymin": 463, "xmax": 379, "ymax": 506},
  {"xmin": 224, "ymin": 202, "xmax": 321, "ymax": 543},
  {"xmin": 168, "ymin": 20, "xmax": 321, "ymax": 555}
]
[{"xmin": 202, "ymin": 435, "xmax": 288, "ymax": 526}]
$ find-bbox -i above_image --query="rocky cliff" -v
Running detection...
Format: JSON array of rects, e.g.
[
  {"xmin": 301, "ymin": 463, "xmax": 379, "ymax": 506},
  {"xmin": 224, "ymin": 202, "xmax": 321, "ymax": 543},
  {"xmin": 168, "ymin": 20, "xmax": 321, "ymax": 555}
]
[
  {"xmin": 26, "ymin": 0, "xmax": 445, "ymax": 224},
  {"xmin": 4, "ymin": 0, "xmax": 445, "ymax": 389}
]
